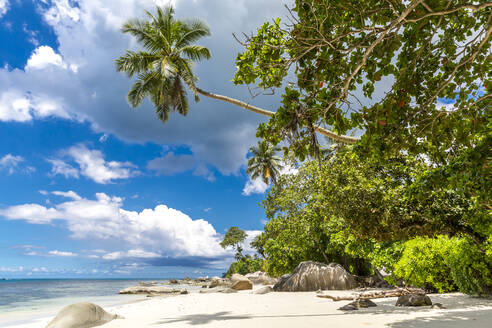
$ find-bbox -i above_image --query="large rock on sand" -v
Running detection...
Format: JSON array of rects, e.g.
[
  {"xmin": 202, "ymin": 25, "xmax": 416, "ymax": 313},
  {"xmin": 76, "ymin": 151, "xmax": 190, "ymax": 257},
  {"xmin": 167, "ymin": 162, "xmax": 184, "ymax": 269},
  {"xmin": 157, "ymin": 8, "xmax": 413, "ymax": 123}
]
[
  {"xmin": 273, "ymin": 261, "xmax": 358, "ymax": 292},
  {"xmin": 231, "ymin": 274, "xmax": 253, "ymax": 290},
  {"xmin": 119, "ymin": 285, "xmax": 181, "ymax": 294},
  {"xmin": 245, "ymin": 271, "xmax": 278, "ymax": 285},
  {"xmin": 396, "ymin": 293, "xmax": 432, "ymax": 307},
  {"xmin": 46, "ymin": 303, "xmax": 119, "ymax": 328}
]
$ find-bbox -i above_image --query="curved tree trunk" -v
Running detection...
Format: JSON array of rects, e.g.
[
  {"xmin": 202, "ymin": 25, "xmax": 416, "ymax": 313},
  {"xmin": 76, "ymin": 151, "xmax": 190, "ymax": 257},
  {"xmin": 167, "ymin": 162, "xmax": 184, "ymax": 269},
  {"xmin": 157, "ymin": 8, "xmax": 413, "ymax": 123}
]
[{"xmin": 196, "ymin": 88, "xmax": 360, "ymax": 144}]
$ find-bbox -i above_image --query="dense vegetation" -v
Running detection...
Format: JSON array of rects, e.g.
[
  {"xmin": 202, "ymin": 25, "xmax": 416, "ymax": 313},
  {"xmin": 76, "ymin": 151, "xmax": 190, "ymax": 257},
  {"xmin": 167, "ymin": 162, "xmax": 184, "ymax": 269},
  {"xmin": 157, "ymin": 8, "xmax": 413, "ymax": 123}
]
[
  {"xmin": 117, "ymin": 2, "xmax": 491, "ymax": 295},
  {"xmin": 228, "ymin": 148, "xmax": 491, "ymax": 294}
]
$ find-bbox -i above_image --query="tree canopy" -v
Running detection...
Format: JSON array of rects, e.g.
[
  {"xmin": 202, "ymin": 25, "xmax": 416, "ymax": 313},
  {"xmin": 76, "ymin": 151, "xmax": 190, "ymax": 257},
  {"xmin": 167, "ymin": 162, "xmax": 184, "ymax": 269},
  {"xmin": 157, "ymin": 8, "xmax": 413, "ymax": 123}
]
[{"xmin": 234, "ymin": 0, "xmax": 490, "ymax": 161}]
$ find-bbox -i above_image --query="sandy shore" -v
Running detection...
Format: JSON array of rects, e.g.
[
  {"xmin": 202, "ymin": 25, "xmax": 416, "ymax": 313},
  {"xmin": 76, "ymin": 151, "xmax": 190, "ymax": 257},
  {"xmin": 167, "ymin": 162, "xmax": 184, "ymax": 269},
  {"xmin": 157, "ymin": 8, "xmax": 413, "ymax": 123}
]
[{"xmin": 8, "ymin": 288, "xmax": 492, "ymax": 328}]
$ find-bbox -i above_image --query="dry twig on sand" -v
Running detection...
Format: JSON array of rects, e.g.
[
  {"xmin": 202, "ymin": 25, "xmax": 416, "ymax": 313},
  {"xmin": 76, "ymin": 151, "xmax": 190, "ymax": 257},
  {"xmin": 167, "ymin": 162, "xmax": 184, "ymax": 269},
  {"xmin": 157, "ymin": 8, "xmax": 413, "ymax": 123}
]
[{"xmin": 316, "ymin": 288, "xmax": 425, "ymax": 301}]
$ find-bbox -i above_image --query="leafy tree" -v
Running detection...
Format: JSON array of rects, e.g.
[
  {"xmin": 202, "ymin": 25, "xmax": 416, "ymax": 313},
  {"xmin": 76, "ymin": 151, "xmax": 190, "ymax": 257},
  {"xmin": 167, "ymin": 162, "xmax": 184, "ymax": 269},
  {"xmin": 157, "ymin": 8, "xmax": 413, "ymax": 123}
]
[
  {"xmin": 246, "ymin": 141, "xmax": 283, "ymax": 185},
  {"xmin": 220, "ymin": 226, "xmax": 247, "ymax": 260},
  {"xmin": 116, "ymin": 5, "xmax": 353, "ymax": 142},
  {"xmin": 234, "ymin": 0, "xmax": 490, "ymax": 160}
]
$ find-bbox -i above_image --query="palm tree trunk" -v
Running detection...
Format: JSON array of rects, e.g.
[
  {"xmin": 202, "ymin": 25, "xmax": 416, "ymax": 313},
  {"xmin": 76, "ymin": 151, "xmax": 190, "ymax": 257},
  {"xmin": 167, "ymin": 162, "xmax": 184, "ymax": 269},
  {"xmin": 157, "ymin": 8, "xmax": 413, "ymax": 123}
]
[{"xmin": 196, "ymin": 88, "xmax": 360, "ymax": 144}]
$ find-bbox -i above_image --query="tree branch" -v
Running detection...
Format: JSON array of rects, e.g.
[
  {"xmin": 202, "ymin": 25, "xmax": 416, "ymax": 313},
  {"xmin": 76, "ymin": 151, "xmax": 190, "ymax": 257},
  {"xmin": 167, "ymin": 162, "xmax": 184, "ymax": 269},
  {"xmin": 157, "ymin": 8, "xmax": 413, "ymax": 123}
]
[{"xmin": 196, "ymin": 88, "xmax": 360, "ymax": 144}]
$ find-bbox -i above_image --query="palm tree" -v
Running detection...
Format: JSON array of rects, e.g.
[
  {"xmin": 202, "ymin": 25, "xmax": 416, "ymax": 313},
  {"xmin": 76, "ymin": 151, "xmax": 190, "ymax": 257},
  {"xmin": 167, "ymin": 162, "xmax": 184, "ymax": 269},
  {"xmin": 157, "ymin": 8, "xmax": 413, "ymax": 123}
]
[
  {"xmin": 246, "ymin": 141, "xmax": 283, "ymax": 185},
  {"xmin": 115, "ymin": 6, "xmax": 358, "ymax": 144}
]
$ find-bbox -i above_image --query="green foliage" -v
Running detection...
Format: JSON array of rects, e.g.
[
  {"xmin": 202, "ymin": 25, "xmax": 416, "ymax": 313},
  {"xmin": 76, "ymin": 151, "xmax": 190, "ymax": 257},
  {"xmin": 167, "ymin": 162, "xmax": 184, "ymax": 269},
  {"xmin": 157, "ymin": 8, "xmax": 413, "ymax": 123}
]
[
  {"xmin": 446, "ymin": 237, "xmax": 492, "ymax": 295},
  {"xmin": 233, "ymin": 18, "xmax": 288, "ymax": 88},
  {"xmin": 224, "ymin": 255, "xmax": 265, "ymax": 278},
  {"xmin": 392, "ymin": 236, "xmax": 457, "ymax": 293},
  {"xmin": 220, "ymin": 226, "xmax": 247, "ymax": 260},
  {"xmin": 392, "ymin": 235, "xmax": 492, "ymax": 295},
  {"xmin": 259, "ymin": 153, "xmax": 401, "ymax": 277},
  {"xmin": 257, "ymin": 148, "xmax": 491, "ymax": 294},
  {"xmin": 235, "ymin": 1, "xmax": 490, "ymax": 161}
]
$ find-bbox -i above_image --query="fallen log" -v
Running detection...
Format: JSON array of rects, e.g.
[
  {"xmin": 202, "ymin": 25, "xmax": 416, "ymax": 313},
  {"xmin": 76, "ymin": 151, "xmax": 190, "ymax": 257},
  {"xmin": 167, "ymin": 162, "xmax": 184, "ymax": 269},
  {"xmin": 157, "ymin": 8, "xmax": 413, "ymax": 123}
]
[{"xmin": 317, "ymin": 288, "xmax": 425, "ymax": 301}]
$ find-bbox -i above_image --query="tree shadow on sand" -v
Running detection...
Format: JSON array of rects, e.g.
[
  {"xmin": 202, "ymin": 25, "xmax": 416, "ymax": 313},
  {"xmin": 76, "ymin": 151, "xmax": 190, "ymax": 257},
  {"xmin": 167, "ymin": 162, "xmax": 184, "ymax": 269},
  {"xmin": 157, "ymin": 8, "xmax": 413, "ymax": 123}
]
[
  {"xmin": 153, "ymin": 311, "xmax": 347, "ymax": 325},
  {"xmin": 387, "ymin": 308, "xmax": 492, "ymax": 328},
  {"xmin": 334, "ymin": 293, "xmax": 492, "ymax": 327},
  {"xmin": 153, "ymin": 311, "xmax": 250, "ymax": 325}
]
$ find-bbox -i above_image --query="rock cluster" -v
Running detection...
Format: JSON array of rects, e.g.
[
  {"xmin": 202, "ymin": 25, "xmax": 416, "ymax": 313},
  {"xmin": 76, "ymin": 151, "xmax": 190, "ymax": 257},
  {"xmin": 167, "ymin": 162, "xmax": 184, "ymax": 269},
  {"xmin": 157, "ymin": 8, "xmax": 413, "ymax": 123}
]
[{"xmin": 119, "ymin": 286, "xmax": 184, "ymax": 295}]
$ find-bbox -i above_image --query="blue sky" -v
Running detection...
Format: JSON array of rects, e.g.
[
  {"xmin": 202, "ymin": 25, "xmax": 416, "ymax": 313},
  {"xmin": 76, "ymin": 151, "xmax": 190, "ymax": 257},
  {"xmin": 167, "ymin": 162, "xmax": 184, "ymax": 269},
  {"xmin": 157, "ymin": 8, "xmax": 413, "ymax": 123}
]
[{"xmin": 0, "ymin": 0, "xmax": 290, "ymax": 278}]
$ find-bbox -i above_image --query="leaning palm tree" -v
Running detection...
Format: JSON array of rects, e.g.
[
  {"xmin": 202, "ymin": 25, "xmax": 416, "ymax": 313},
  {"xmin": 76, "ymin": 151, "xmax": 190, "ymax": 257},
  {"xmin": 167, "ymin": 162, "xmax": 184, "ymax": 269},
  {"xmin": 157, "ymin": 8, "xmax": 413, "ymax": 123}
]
[
  {"xmin": 115, "ymin": 6, "xmax": 358, "ymax": 143},
  {"xmin": 246, "ymin": 141, "xmax": 283, "ymax": 185}
]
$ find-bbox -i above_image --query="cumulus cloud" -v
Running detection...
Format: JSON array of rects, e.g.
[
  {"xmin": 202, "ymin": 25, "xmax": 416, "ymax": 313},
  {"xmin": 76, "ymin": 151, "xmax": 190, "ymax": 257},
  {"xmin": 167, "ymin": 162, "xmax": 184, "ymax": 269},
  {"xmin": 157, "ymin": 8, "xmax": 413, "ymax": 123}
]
[
  {"xmin": 242, "ymin": 177, "xmax": 268, "ymax": 196},
  {"xmin": 0, "ymin": 90, "xmax": 70, "ymax": 122},
  {"xmin": 25, "ymin": 46, "xmax": 65, "ymax": 70},
  {"xmin": 0, "ymin": 0, "xmax": 289, "ymax": 176},
  {"xmin": 0, "ymin": 192, "xmax": 227, "ymax": 259},
  {"xmin": 0, "ymin": 0, "xmax": 9, "ymax": 18},
  {"xmin": 48, "ymin": 144, "xmax": 139, "ymax": 184},
  {"xmin": 68, "ymin": 144, "xmax": 139, "ymax": 184}
]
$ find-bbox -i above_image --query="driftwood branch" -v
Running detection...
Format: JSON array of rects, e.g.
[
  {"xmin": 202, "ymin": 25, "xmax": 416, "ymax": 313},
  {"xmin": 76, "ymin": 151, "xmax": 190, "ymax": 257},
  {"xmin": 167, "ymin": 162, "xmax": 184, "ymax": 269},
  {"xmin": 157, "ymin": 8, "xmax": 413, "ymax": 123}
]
[{"xmin": 316, "ymin": 288, "xmax": 425, "ymax": 301}]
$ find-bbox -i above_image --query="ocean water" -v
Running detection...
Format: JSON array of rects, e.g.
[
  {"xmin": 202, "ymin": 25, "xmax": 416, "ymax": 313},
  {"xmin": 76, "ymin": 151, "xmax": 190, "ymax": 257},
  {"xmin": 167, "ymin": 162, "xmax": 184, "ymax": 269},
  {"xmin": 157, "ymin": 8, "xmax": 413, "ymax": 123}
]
[{"xmin": 0, "ymin": 279, "xmax": 191, "ymax": 327}]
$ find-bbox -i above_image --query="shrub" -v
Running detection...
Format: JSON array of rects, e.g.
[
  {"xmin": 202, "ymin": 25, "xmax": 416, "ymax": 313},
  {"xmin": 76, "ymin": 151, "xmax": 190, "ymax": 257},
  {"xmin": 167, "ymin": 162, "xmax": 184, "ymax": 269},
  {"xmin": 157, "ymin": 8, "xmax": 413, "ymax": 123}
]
[
  {"xmin": 393, "ymin": 236, "xmax": 457, "ymax": 293},
  {"xmin": 224, "ymin": 255, "xmax": 265, "ymax": 277},
  {"xmin": 446, "ymin": 237, "xmax": 492, "ymax": 295}
]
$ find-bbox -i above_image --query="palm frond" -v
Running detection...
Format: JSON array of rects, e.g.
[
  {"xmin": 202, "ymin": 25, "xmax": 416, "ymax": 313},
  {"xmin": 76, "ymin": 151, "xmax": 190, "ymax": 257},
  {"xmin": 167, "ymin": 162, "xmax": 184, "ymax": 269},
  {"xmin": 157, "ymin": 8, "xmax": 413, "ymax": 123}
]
[
  {"xmin": 127, "ymin": 70, "xmax": 160, "ymax": 107},
  {"xmin": 175, "ymin": 20, "xmax": 210, "ymax": 48},
  {"xmin": 179, "ymin": 45, "xmax": 211, "ymax": 62},
  {"xmin": 115, "ymin": 51, "xmax": 159, "ymax": 77}
]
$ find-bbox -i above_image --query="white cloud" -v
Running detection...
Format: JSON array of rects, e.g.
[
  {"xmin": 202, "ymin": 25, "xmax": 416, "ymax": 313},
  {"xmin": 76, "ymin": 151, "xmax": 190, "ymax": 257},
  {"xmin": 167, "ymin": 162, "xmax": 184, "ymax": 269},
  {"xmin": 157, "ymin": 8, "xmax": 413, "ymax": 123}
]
[
  {"xmin": 48, "ymin": 250, "xmax": 77, "ymax": 257},
  {"xmin": 0, "ymin": 266, "xmax": 24, "ymax": 273},
  {"xmin": 25, "ymin": 46, "xmax": 65, "ymax": 70},
  {"xmin": 0, "ymin": 193, "xmax": 227, "ymax": 259},
  {"xmin": 67, "ymin": 144, "xmax": 139, "ymax": 184},
  {"xmin": 103, "ymin": 249, "xmax": 160, "ymax": 260},
  {"xmin": 242, "ymin": 178, "xmax": 268, "ymax": 196},
  {"xmin": 242, "ymin": 230, "xmax": 262, "ymax": 255},
  {"xmin": 0, "ymin": 0, "xmax": 9, "ymax": 18},
  {"xmin": 0, "ymin": 91, "xmax": 31, "ymax": 122},
  {"xmin": 48, "ymin": 145, "xmax": 139, "ymax": 184},
  {"xmin": 51, "ymin": 190, "xmax": 82, "ymax": 200},
  {"xmin": 0, "ymin": 0, "xmax": 289, "ymax": 176},
  {"xmin": 0, "ymin": 90, "xmax": 70, "ymax": 122},
  {"xmin": 47, "ymin": 158, "xmax": 79, "ymax": 178},
  {"xmin": 0, "ymin": 154, "xmax": 24, "ymax": 174}
]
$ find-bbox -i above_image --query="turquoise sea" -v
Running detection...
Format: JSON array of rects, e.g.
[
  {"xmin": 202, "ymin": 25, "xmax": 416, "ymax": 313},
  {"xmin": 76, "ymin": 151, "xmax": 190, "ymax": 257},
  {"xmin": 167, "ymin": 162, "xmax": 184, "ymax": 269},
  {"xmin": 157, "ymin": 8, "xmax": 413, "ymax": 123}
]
[{"xmin": 0, "ymin": 279, "xmax": 193, "ymax": 327}]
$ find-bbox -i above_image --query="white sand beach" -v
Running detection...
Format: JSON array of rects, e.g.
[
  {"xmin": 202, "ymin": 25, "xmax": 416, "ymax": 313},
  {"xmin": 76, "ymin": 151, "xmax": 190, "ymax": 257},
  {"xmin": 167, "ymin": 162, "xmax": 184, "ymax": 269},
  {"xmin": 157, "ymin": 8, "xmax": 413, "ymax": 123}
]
[{"xmin": 7, "ymin": 288, "xmax": 492, "ymax": 328}]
